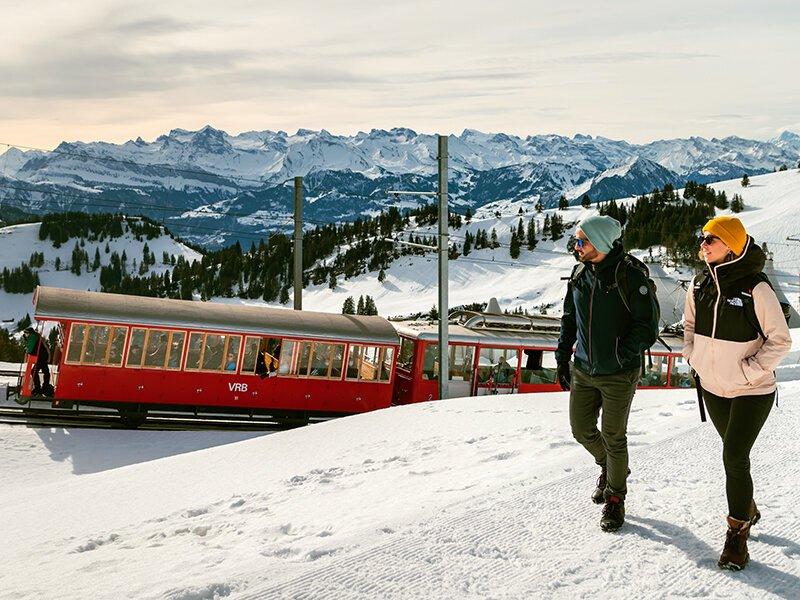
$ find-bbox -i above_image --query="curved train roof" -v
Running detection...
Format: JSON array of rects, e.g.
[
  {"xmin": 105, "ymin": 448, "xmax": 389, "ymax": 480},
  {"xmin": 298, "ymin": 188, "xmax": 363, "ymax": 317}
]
[
  {"xmin": 33, "ymin": 287, "xmax": 399, "ymax": 345},
  {"xmin": 393, "ymin": 321, "xmax": 685, "ymax": 353}
]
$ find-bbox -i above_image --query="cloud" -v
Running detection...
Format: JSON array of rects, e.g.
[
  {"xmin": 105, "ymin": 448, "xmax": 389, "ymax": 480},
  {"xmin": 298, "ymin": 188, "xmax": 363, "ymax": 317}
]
[{"xmin": 548, "ymin": 51, "xmax": 718, "ymax": 65}]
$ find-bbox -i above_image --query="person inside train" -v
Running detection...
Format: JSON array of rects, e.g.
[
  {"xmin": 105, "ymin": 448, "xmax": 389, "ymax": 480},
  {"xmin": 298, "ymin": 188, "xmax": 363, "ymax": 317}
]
[
  {"xmin": 23, "ymin": 326, "xmax": 51, "ymax": 396},
  {"xmin": 494, "ymin": 355, "xmax": 514, "ymax": 384},
  {"xmin": 225, "ymin": 352, "xmax": 237, "ymax": 371},
  {"xmin": 265, "ymin": 338, "xmax": 281, "ymax": 374}
]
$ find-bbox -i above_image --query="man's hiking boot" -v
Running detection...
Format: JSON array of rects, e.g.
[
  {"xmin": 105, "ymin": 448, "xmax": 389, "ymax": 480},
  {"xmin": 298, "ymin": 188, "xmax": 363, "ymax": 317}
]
[
  {"xmin": 600, "ymin": 495, "xmax": 625, "ymax": 532},
  {"xmin": 718, "ymin": 516, "xmax": 751, "ymax": 571},
  {"xmin": 749, "ymin": 500, "xmax": 761, "ymax": 527},
  {"xmin": 591, "ymin": 467, "xmax": 607, "ymax": 504},
  {"xmin": 592, "ymin": 467, "xmax": 631, "ymax": 505}
]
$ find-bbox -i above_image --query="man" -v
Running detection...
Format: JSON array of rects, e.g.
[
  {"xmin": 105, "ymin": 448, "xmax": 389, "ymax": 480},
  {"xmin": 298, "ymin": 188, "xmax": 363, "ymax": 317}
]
[
  {"xmin": 556, "ymin": 215, "xmax": 659, "ymax": 532},
  {"xmin": 23, "ymin": 326, "xmax": 51, "ymax": 396}
]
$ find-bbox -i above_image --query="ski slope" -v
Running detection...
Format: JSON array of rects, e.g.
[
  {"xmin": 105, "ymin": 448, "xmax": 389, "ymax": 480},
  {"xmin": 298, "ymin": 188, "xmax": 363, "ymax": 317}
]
[{"xmin": 1, "ymin": 381, "xmax": 798, "ymax": 599}]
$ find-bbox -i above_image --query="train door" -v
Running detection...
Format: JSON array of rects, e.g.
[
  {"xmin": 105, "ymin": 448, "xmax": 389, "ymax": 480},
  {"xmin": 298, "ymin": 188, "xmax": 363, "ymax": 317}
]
[
  {"xmin": 474, "ymin": 346, "xmax": 520, "ymax": 396},
  {"xmin": 447, "ymin": 344, "xmax": 475, "ymax": 399}
]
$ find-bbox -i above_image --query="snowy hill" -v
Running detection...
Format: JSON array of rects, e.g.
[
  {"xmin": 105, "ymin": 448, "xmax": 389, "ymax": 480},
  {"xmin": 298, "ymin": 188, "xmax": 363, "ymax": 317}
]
[
  {"xmin": 2, "ymin": 126, "xmax": 797, "ymax": 247},
  {"xmin": 0, "ymin": 221, "xmax": 202, "ymax": 327},
  {"xmin": 1, "ymin": 383, "xmax": 798, "ymax": 599}
]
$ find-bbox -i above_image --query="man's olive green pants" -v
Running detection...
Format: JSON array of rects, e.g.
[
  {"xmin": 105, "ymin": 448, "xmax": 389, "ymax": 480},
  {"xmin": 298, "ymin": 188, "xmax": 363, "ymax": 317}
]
[{"xmin": 569, "ymin": 365, "xmax": 640, "ymax": 500}]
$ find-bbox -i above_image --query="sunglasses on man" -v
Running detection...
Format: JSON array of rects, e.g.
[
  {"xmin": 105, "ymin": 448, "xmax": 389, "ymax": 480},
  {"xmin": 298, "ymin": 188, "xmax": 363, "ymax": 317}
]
[
  {"xmin": 698, "ymin": 234, "xmax": 720, "ymax": 246},
  {"xmin": 574, "ymin": 237, "xmax": 588, "ymax": 248}
]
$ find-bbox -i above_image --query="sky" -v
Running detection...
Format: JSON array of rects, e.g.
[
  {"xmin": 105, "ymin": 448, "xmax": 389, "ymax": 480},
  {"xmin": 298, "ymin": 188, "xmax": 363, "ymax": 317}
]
[{"xmin": 1, "ymin": 0, "xmax": 798, "ymax": 149}]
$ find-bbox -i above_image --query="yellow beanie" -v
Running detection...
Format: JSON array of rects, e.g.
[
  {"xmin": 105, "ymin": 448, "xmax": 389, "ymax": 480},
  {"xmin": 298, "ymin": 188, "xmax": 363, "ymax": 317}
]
[{"xmin": 703, "ymin": 215, "xmax": 747, "ymax": 255}]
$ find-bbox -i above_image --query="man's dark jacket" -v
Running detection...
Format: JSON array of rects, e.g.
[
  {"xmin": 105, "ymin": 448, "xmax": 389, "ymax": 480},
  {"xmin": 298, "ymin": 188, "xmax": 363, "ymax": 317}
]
[{"xmin": 556, "ymin": 241, "xmax": 659, "ymax": 376}]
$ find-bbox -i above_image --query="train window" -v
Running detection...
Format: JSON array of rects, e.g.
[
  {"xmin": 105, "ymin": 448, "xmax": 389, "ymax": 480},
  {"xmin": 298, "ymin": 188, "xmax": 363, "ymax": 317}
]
[
  {"xmin": 669, "ymin": 356, "xmax": 695, "ymax": 388},
  {"xmin": 83, "ymin": 326, "xmax": 110, "ymax": 364},
  {"xmin": 422, "ymin": 343, "xmax": 439, "ymax": 380},
  {"xmin": 241, "ymin": 337, "xmax": 260, "ymax": 373},
  {"xmin": 166, "ymin": 332, "xmax": 185, "ymax": 370},
  {"xmin": 185, "ymin": 333, "xmax": 204, "ymax": 370},
  {"xmin": 519, "ymin": 349, "xmax": 558, "ymax": 384},
  {"xmin": 641, "ymin": 354, "xmax": 669, "ymax": 387},
  {"xmin": 278, "ymin": 340, "xmax": 296, "ymax": 375},
  {"xmin": 448, "ymin": 345, "xmax": 474, "ymax": 382},
  {"xmin": 294, "ymin": 341, "xmax": 344, "ymax": 378},
  {"xmin": 241, "ymin": 337, "xmax": 283, "ymax": 376},
  {"xmin": 127, "ymin": 328, "xmax": 146, "ymax": 367},
  {"xmin": 107, "ymin": 328, "xmax": 126, "ymax": 366},
  {"xmin": 66, "ymin": 323, "xmax": 86, "ymax": 363},
  {"xmin": 67, "ymin": 323, "xmax": 127, "ymax": 366},
  {"xmin": 477, "ymin": 347, "xmax": 519, "ymax": 384},
  {"xmin": 379, "ymin": 347, "xmax": 394, "ymax": 382},
  {"xmin": 202, "ymin": 334, "xmax": 225, "ymax": 371},
  {"xmin": 397, "ymin": 337, "xmax": 415, "ymax": 371},
  {"xmin": 347, "ymin": 345, "xmax": 378, "ymax": 381},
  {"xmin": 329, "ymin": 344, "xmax": 344, "ymax": 378},
  {"xmin": 226, "ymin": 337, "xmax": 241, "ymax": 372},
  {"xmin": 144, "ymin": 330, "xmax": 170, "ymax": 368}
]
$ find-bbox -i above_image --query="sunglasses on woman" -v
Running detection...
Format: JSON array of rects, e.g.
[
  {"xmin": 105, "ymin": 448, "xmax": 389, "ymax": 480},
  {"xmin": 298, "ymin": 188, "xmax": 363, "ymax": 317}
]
[{"xmin": 698, "ymin": 234, "xmax": 720, "ymax": 246}]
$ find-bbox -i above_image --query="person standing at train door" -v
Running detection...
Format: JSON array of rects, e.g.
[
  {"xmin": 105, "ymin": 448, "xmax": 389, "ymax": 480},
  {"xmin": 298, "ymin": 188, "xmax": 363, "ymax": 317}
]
[
  {"xmin": 23, "ymin": 326, "xmax": 51, "ymax": 396},
  {"xmin": 555, "ymin": 215, "xmax": 660, "ymax": 532}
]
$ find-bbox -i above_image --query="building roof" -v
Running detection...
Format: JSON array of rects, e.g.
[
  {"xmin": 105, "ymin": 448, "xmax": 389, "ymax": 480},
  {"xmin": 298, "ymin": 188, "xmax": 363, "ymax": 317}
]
[{"xmin": 33, "ymin": 287, "xmax": 400, "ymax": 345}]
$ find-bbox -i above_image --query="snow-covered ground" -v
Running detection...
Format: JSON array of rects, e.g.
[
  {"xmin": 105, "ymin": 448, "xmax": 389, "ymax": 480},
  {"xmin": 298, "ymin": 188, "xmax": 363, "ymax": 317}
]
[{"xmin": 1, "ymin": 381, "xmax": 798, "ymax": 599}]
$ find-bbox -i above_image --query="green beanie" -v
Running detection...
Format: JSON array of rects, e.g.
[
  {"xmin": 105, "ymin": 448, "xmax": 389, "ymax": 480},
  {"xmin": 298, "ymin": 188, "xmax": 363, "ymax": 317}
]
[{"xmin": 578, "ymin": 215, "xmax": 622, "ymax": 254}]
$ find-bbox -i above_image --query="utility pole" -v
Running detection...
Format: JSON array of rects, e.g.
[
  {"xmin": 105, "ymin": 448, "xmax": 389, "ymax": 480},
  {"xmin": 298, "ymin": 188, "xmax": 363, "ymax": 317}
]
[
  {"xmin": 293, "ymin": 176, "xmax": 303, "ymax": 311},
  {"xmin": 386, "ymin": 135, "xmax": 450, "ymax": 399},
  {"xmin": 437, "ymin": 135, "xmax": 449, "ymax": 401}
]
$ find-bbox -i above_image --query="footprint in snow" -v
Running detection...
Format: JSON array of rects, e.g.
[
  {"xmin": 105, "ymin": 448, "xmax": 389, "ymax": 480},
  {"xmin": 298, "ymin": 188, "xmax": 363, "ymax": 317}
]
[
  {"xmin": 548, "ymin": 440, "xmax": 575, "ymax": 449},
  {"xmin": 483, "ymin": 451, "xmax": 519, "ymax": 462},
  {"xmin": 75, "ymin": 533, "xmax": 120, "ymax": 553},
  {"xmin": 659, "ymin": 411, "xmax": 673, "ymax": 417}
]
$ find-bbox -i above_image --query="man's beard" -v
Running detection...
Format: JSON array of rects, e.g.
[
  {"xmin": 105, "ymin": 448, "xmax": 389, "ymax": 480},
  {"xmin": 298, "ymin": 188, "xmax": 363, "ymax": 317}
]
[{"xmin": 578, "ymin": 248, "xmax": 599, "ymax": 262}]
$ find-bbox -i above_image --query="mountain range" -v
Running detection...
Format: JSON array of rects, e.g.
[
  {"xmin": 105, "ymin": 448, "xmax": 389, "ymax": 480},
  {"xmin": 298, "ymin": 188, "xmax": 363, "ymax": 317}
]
[{"xmin": 1, "ymin": 126, "xmax": 798, "ymax": 248}]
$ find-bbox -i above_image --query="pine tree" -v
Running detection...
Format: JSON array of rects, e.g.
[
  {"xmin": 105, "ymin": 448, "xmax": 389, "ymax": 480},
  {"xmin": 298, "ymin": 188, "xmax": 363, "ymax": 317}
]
[
  {"xmin": 279, "ymin": 285, "xmax": 290, "ymax": 304},
  {"xmin": 741, "ymin": 174, "xmax": 750, "ymax": 187},
  {"xmin": 55, "ymin": 257, "xmax": 61, "ymax": 271},
  {"xmin": 428, "ymin": 305, "xmax": 439, "ymax": 320},
  {"xmin": 543, "ymin": 214, "xmax": 551, "ymax": 238},
  {"xmin": 465, "ymin": 207, "xmax": 472, "ymax": 223},
  {"xmin": 490, "ymin": 228, "xmax": 499, "ymax": 249},
  {"xmin": 730, "ymin": 194, "xmax": 745, "ymax": 213},
  {"xmin": 364, "ymin": 295, "xmax": 378, "ymax": 315},
  {"xmin": 516, "ymin": 218, "xmax": 525, "ymax": 241},
  {"xmin": 463, "ymin": 231, "xmax": 472, "ymax": 256},
  {"xmin": 526, "ymin": 217, "xmax": 537, "ymax": 250},
  {"xmin": 509, "ymin": 230, "xmax": 521, "ymax": 259},
  {"xmin": 342, "ymin": 296, "xmax": 355, "ymax": 314},
  {"xmin": 328, "ymin": 271, "xmax": 337, "ymax": 290},
  {"xmin": 535, "ymin": 200, "xmax": 544, "ymax": 213},
  {"xmin": 357, "ymin": 295, "xmax": 365, "ymax": 315},
  {"xmin": 558, "ymin": 195, "xmax": 569, "ymax": 210},
  {"xmin": 581, "ymin": 194, "xmax": 591, "ymax": 209},
  {"xmin": 92, "ymin": 247, "xmax": 101, "ymax": 271},
  {"xmin": 377, "ymin": 268, "xmax": 386, "ymax": 283}
]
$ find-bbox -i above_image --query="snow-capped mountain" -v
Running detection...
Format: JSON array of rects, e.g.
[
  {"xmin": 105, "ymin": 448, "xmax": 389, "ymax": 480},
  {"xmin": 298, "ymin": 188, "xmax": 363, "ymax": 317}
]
[{"xmin": 1, "ymin": 126, "xmax": 798, "ymax": 247}]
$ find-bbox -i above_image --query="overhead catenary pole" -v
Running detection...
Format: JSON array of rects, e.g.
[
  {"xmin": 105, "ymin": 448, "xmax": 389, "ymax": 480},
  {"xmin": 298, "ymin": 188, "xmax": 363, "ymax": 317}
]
[
  {"xmin": 437, "ymin": 135, "xmax": 449, "ymax": 401},
  {"xmin": 293, "ymin": 176, "xmax": 303, "ymax": 311}
]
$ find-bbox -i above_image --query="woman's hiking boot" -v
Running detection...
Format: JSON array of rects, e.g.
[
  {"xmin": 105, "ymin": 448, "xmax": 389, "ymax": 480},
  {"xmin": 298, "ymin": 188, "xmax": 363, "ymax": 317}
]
[
  {"xmin": 718, "ymin": 516, "xmax": 751, "ymax": 571},
  {"xmin": 600, "ymin": 495, "xmax": 625, "ymax": 532},
  {"xmin": 749, "ymin": 500, "xmax": 761, "ymax": 527}
]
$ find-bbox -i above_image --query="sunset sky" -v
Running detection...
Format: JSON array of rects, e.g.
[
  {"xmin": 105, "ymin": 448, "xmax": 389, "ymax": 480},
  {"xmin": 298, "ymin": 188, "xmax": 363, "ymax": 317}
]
[{"xmin": 1, "ymin": 0, "xmax": 798, "ymax": 149}]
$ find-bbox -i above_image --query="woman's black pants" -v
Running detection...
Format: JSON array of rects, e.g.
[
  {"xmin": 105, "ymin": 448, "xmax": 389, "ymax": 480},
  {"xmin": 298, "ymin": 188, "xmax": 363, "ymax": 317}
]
[{"xmin": 702, "ymin": 387, "xmax": 774, "ymax": 521}]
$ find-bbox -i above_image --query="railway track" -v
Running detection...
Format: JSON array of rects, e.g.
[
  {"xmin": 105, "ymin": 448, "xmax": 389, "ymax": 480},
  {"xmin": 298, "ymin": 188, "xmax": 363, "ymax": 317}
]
[{"xmin": 0, "ymin": 404, "xmax": 320, "ymax": 431}]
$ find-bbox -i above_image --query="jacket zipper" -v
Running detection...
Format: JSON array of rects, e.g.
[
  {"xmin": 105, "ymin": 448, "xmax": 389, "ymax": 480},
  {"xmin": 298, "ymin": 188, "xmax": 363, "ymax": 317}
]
[
  {"xmin": 707, "ymin": 237, "xmax": 751, "ymax": 392},
  {"xmin": 615, "ymin": 337, "xmax": 623, "ymax": 368},
  {"xmin": 588, "ymin": 271, "xmax": 596, "ymax": 373}
]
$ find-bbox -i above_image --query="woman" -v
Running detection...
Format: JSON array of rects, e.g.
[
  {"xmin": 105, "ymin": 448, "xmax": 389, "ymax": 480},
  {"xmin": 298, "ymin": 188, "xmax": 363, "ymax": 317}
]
[{"xmin": 683, "ymin": 216, "xmax": 791, "ymax": 571}]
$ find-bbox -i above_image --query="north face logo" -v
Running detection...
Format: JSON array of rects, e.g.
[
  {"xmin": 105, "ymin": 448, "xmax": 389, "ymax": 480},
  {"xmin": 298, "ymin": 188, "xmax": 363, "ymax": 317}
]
[{"xmin": 727, "ymin": 297, "xmax": 744, "ymax": 307}]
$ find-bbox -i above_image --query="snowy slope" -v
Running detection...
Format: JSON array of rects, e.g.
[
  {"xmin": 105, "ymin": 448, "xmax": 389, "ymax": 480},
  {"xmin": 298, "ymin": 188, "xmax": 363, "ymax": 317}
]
[
  {"xmin": 0, "ymin": 222, "xmax": 202, "ymax": 327},
  {"xmin": 1, "ymin": 383, "xmax": 798, "ymax": 599}
]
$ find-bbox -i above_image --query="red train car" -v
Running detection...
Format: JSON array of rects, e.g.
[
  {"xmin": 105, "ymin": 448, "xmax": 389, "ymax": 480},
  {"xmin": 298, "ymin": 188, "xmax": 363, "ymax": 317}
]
[
  {"xmin": 392, "ymin": 312, "xmax": 690, "ymax": 404},
  {"xmin": 23, "ymin": 287, "xmax": 399, "ymax": 424}
]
